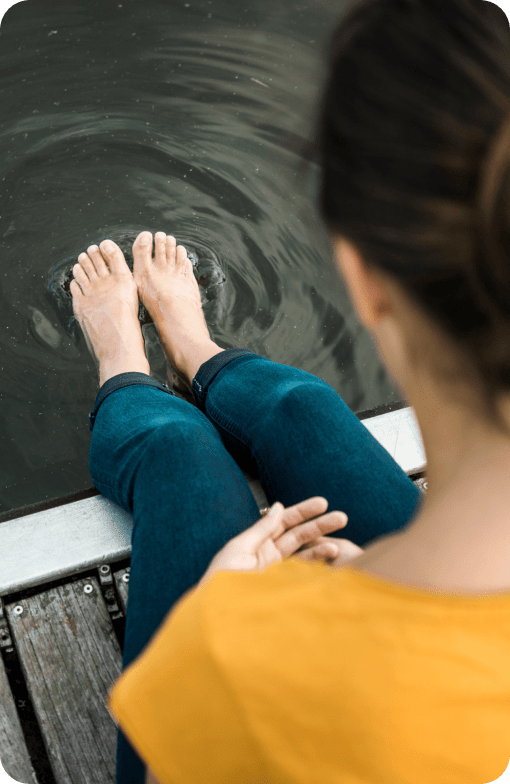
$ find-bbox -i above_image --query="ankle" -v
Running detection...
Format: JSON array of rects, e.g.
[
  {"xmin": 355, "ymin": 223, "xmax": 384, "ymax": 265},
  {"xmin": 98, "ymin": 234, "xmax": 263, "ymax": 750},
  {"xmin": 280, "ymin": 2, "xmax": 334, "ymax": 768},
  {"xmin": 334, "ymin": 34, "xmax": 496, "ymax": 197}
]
[
  {"xmin": 177, "ymin": 342, "xmax": 225, "ymax": 386},
  {"xmin": 99, "ymin": 356, "xmax": 151, "ymax": 388}
]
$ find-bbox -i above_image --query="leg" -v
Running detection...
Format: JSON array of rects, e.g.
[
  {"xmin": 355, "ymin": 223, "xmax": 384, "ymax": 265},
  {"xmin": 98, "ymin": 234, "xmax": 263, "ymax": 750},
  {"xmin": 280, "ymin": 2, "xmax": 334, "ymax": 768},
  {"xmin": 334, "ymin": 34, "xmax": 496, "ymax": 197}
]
[
  {"xmin": 131, "ymin": 231, "xmax": 422, "ymax": 550},
  {"xmin": 69, "ymin": 238, "xmax": 261, "ymax": 784},
  {"xmin": 89, "ymin": 380, "xmax": 262, "ymax": 784},
  {"xmin": 191, "ymin": 351, "xmax": 423, "ymax": 547}
]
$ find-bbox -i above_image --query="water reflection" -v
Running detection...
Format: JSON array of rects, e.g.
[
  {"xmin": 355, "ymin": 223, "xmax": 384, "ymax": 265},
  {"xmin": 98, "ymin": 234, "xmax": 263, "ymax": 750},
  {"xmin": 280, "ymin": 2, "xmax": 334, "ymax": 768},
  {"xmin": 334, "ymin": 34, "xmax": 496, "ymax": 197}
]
[
  {"xmin": 0, "ymin": 0, "xmax": 402, "ymax": 514},
  {"xmin": 28, "ymin": 306, "xmax": 62, "ymax": 349}
]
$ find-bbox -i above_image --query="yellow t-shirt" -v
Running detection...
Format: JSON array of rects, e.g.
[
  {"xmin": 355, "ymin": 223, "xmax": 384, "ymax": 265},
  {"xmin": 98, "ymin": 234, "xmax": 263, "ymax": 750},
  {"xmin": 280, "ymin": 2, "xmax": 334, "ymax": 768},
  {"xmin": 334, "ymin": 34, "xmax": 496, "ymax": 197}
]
[{"xmin": 107, "ymin": 558, "xmax": 510, "ymax": 784}]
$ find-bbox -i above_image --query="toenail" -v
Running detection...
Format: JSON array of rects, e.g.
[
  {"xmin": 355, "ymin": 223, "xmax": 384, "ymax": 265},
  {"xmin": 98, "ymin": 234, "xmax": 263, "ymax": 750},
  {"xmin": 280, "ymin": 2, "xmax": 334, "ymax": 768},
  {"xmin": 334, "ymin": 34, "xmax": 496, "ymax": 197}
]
[
  {"xmin": 103, "ymin": 240, "xmax": 114, "ymax": 251},
  {"xmin": 139, "ymin": 233, "xmax": 151, "ymax": 245}
]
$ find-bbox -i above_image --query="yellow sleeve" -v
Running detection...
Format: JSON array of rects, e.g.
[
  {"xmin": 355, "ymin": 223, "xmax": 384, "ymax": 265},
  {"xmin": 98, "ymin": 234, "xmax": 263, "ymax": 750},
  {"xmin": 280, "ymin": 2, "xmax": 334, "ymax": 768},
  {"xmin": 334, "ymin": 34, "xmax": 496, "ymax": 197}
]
[{"xmin": 107, "ymin": 580, "xmax": 265, "ymax": 784}]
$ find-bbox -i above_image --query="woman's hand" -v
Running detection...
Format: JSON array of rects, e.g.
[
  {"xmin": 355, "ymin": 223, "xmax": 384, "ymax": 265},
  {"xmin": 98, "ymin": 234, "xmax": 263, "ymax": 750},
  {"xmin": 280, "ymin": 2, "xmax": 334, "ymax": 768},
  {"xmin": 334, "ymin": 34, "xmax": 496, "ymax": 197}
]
[{"xmin": 197, "ymin": 497, "xmax": 364, "ymax": 588}]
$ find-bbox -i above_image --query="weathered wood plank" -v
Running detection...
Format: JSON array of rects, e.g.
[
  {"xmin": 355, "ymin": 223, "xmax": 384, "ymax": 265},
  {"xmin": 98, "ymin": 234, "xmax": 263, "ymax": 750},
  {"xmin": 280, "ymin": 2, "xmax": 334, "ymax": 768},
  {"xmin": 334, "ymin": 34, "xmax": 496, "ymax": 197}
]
[
  {"xmin": 0, "ymin": 652, "xmax": 37, "ymax": 784},
  {"xmin": 6, "ymin": 578, "xmax": 122, "ymax": 784},
  {"xmin": 0, "ymin": 496, "xmax": 133, "ymax": 598},
  {"xmin": 113, "ymin": 568, "xmax": 130, "ymax": 616}
]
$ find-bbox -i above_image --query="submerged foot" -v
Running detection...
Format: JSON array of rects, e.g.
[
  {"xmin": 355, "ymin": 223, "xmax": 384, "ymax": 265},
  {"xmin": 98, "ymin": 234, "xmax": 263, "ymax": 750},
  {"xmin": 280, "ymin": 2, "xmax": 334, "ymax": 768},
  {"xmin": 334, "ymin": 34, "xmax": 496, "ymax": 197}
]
[
  {"xmin": 132, "ymin": 231, "xmax": 224, "ymax": 387},
  {"xmin": 70, "ymin": 240, "xmax": 150, "ymax": 387}
]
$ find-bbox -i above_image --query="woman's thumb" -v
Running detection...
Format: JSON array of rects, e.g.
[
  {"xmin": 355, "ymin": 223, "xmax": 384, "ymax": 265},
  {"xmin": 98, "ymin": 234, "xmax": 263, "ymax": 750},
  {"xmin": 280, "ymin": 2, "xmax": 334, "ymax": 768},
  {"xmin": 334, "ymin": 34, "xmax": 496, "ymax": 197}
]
[{"xmin": 244, "ymin": 501, "xmax": 284, "ymax": 546}]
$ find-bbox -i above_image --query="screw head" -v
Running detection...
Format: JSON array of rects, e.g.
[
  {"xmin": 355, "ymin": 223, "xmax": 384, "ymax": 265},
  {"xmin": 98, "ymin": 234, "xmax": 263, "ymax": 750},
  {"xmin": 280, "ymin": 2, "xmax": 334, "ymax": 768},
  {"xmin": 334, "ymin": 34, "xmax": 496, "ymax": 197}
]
[
  {"xmin": 13, "ymin": 605, "xmax": 23, "ymax": 615},
  {"xmin": 122, "ymin": 573, "xmax": 129, "ymax": 583},
  {"xmin": 84, "ymin": 584, "xmax": 93, "ymax": 594},
  {"xmin": 100, "ymin": 565, "xmax": 109, "ymax": 574}
]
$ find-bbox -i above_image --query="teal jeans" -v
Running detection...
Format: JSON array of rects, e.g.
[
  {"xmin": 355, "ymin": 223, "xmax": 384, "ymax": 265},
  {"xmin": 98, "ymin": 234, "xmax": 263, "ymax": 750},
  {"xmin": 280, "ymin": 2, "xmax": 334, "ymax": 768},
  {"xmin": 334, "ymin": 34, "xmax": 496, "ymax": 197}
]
[{"xmin": 88, "ymin": 348, "xmax": 423, "ymax": 784}]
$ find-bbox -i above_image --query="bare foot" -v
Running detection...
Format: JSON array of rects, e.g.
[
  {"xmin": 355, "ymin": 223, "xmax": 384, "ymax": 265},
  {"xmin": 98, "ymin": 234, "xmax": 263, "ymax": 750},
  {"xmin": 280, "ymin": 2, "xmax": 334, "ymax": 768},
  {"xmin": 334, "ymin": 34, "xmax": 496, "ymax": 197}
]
[
  {"xmin": 70, "ymin": 240, "xmax": 150, "ymax": 387},
  {"xmin": 132, "ymin": 231, "xmax": 224, "ymax": 386}
]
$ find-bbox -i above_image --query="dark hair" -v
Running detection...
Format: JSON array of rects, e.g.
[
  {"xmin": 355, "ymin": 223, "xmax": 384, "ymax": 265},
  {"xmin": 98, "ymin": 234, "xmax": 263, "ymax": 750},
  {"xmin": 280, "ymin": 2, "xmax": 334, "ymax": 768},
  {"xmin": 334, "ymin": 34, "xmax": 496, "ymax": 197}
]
[{"xmin": 313, "ymin": 0, "xmax": 510, "ymax": 434}]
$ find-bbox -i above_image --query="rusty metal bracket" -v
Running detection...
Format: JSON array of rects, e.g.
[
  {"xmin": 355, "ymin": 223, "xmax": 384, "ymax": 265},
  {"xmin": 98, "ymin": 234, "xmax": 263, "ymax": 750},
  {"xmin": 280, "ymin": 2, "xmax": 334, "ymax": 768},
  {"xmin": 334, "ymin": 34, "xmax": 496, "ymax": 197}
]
[
  {"xmin": 98, "ymin": 563, "xmax": 114, "ymax": 586},
  {"xmin": 97, "ymin": 564, "xmax": 124, "ymax": 620},
  {"xmin": 413, "ymin": 477, "xmax": 428, "ymax": 494}
]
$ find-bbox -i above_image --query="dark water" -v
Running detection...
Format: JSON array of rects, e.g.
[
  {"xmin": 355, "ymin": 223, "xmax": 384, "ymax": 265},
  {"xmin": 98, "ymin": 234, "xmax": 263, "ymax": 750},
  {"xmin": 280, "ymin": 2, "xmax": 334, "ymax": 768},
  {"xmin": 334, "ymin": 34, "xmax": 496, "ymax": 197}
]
[{"xmin": 0, "ymin": 0, "xmax": 403, "ymax": 516}]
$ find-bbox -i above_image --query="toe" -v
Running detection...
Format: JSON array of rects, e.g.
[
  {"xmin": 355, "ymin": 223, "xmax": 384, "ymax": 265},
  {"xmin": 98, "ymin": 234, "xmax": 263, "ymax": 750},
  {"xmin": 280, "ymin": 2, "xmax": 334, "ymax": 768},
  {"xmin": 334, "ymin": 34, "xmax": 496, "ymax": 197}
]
[
  {"xmin": 166, "ymin": 235, "xmax": 177, "ymax": 267},
  {"xmin": 77, "ymin": 253, "xmax": 97, "ymax": 281},
  {"xmin": 99, "ymin": 239, "xmax": 129, "ymax": 276},
  {"xmin": 73, "ymin": 262, "xmax": 90, "ymax": 291},
  {"xmin": 69, "ymin": 278, "xmax": 83, "ymax": 299},
  {"xmin": 154, "ymin": 232, "xmax": 168, "ymax": 265},
  {"xmin": 84, "ymin": 246, "xmax": 106, "ymax": 277},
  {"xmin": 176, "ymin": 245, "xmax": 190, "ymax": 271},
  {"xmin": 133, "ymin": 231, "xmax": 153, "ymax": 276}
]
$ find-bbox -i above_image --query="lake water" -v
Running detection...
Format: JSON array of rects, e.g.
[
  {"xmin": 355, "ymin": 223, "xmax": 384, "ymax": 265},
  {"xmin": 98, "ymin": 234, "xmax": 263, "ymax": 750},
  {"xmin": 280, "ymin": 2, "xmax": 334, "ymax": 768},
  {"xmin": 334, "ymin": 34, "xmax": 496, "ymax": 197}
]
[{"xmin": 0, "ymin": 0, "xmax": 404, "ymax": 516}]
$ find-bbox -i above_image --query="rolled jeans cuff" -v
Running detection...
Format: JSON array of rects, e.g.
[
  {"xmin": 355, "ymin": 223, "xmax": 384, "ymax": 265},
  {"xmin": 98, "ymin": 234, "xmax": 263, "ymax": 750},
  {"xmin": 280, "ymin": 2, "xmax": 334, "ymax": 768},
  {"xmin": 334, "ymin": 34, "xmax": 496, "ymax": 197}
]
[
  {"xmin": 88, "ymin": 373, "xmax": 175, "ymax": 432},
  {"xmin": 191, "ymin": 348, "xmax": 257, "ymax": 414},
  {"xmin": 88, "ymin": 349, "xmax": 257, "ymax": 432}
]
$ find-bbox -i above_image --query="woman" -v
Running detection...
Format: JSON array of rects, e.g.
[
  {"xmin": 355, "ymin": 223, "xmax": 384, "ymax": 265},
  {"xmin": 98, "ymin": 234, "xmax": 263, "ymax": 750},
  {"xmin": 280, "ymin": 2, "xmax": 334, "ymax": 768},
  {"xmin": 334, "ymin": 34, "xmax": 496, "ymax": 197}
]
[{"xmin": 70, "ymin": 0, "xmax": 510, "ymax": 782}]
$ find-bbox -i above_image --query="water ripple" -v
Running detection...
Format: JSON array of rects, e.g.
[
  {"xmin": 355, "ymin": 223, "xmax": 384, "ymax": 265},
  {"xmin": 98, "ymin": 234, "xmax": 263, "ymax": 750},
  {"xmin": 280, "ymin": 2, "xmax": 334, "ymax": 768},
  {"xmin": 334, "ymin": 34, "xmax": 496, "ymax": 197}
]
[{"xmin": 0, "ymin": 0, "xmax": 400, "ymax": 513}]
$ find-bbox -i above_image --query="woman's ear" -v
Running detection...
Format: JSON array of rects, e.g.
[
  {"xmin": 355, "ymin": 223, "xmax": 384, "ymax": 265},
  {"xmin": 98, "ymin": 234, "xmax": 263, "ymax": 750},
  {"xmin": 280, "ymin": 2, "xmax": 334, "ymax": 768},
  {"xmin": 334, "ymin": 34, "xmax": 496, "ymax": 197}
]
[
  {"xmin": 332, "ymin": 237, "xmax": 413, "ymax": 395},
  {"xmin": 332, "ymin": 238, "xmax": 393, "ymax": 330}
]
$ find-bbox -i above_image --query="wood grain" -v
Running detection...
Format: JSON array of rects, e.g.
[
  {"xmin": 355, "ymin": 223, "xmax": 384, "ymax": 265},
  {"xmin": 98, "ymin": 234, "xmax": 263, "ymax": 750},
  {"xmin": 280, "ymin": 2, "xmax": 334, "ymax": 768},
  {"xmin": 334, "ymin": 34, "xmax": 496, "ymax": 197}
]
[
  {"xmin": 0, "ymin": 652, "xmax": 37, "ymax": 784},
  {"xmin": 6, "ymin": 578, "xmax": 122, "ymax": 784}
]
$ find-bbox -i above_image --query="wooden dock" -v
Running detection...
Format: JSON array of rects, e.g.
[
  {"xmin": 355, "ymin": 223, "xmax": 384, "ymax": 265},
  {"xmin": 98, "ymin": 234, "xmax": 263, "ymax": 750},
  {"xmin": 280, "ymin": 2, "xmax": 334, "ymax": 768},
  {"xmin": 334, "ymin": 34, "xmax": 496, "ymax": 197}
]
[
  {"xmin": 0, "ymin": 562, "xmax": 132, "ymax": 784},
  {"xmin": 0, "ymin": 404, "xmax": 427, "ymax": 784}
]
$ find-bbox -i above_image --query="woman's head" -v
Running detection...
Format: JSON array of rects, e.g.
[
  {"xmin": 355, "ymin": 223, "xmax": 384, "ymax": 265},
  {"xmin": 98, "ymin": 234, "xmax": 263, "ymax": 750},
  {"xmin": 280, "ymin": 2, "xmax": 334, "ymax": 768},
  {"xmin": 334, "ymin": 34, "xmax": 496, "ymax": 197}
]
[{"xmin": 314, "ymin": 0, "xmax": 510, "ymax": 434}]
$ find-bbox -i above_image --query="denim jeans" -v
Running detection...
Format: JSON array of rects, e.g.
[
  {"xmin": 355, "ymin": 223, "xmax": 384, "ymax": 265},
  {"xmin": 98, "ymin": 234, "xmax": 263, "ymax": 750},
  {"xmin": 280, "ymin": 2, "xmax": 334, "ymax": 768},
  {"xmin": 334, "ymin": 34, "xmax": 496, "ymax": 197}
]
[{"xmin": 88, "ymin": 348, "xmax": 423, "ymax": 784}]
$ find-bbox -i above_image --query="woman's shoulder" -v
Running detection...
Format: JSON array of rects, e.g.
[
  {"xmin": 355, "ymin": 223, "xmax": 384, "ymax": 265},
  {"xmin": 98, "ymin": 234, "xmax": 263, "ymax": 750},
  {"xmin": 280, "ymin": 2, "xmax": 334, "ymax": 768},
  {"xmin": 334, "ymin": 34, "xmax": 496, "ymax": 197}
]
[
  {"xmin": 339, "ymin": 533, "xmax": 510, "ymax": 602},
  {"xmin": 201, "ymin": 537, "xmax": 510, "ymax": 617}
]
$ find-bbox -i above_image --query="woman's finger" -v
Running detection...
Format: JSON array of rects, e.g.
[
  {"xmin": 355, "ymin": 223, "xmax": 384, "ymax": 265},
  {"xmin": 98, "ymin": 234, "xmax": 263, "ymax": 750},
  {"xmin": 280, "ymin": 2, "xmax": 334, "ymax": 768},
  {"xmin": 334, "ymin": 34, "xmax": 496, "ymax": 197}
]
[
  {"xmin": 275, "ymin": 511, "xmax": 348, "ymax": 559},
  {"xmin": 278, "ymin": 497, "xmax": 329, "ymax": 530},
  {"xmin": 327, "ymin": 538, "xmax": 365, "ymax": 566},
  {"xmin": 235, "ymin": 502, "xmax": 286, "ymax": 550},
  {"xmin": 234, "ymin": 497, "xmax": 327, "ymax": 550},
  {"xmin": 296, "ymin": 535, "xmax": 342, "ymax": 552},
  {"xmin": 293, "ymin": 541, "xmax": 340, "ymax": 562},
  {"xmin": 260, "ymin": 496, "xmax": 343, "ymax": 541},
  {"xmin": 232, "ymin": 497, "xmax": 347, "ymax": 552},
  {"xmin": 293, "ymin": 537, "xmax": 363, "ymax": 566}
]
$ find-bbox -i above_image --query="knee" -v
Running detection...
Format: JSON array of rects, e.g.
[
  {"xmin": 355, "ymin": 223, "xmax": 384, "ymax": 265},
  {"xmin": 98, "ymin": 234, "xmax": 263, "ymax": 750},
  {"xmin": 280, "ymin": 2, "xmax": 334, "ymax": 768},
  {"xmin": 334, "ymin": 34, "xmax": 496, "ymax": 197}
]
[
  {"xmin": 271, "ymin": 377, "xmax": 342, "ymax": 418},
  {"xmin": 143, "ymin": 418, "xmax": 220, "ymax": 459}
]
